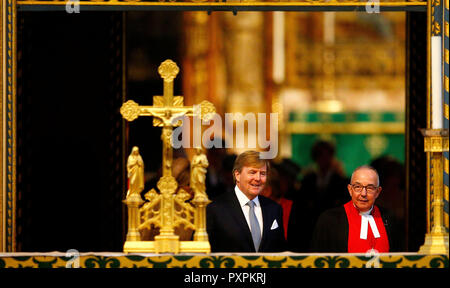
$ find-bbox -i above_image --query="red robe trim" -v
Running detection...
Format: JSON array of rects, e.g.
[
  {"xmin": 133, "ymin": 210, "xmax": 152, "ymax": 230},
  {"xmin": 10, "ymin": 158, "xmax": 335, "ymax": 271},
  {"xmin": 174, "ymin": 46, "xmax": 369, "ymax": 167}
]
[
  {"xmin": 279, "ymin": 198, "xmax": 292, "ymax": 239},
  {"xmin": 344, "ymin": 201, "xmax": 390, "ymax": 253}
]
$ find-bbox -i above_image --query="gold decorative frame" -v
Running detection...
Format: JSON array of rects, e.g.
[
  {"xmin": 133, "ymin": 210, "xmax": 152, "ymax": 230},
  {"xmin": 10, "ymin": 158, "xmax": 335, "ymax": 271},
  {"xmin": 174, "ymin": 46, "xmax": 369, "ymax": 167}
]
[
  {"xmin": 1, "ymin": 0, "xmax": 16, "ymax": 253},
  {"xmin": 1, "ymin": 0, "xmax": 448, "ymax": 259},
  {"xmin": 0, "ymin": 253, "xmax": 447, "ymax": 268},
  {"xmin": 15, "ymin": 1, "xmax": 428, "ymax": 12}
]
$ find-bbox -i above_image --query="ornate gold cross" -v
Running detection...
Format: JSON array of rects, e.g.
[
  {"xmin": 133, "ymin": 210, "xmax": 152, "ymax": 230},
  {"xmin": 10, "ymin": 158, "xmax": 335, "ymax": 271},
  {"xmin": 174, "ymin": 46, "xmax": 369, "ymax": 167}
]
[
  {"xmin": 120, "ymin": 59, "xmax": 215, "ymax": 253},
  {"xmin": 120, "ymin": 59, "xmax": 215, "ymax": 177},
  {"xmin": 120, "ymin": 60, "xmax": 215, "ymax": 253}
]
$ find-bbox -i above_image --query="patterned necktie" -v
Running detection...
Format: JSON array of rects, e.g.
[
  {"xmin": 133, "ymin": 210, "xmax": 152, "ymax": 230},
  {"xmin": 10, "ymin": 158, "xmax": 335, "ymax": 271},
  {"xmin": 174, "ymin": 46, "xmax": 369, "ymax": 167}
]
[{"xmin": 247, "ymin": 200, "xmax": 261, "ymax": 252}]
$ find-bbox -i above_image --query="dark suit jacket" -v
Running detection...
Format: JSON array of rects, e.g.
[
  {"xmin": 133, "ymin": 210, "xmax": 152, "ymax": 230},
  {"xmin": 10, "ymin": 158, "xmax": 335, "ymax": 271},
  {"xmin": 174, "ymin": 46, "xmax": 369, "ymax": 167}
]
[
  {"xmin": 310, "ymin": 205, "xmax": 400, "ymax": 252},
  {"xmin": 206, "ymin": 191, "xmax": 287, "ymax": 253}
]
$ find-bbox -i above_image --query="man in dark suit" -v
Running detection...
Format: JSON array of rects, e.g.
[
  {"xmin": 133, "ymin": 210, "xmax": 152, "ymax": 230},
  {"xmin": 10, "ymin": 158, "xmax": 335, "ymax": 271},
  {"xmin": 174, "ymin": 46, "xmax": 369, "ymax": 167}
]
[{"xmin": 206, "ymin": 151, "xmax": 287, "ymax": 252}]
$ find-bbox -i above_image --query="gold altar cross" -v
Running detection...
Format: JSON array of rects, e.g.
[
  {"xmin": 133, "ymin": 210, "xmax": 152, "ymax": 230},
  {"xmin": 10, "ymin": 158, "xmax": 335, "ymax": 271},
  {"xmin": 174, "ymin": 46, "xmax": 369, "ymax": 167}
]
[
  {"xmin": 120, "ymin": 59, "xmax": 214, "ymax": 177},
  {"xmin": 120, "ymin": 59, "xmax": 215, "ymax": 253}
]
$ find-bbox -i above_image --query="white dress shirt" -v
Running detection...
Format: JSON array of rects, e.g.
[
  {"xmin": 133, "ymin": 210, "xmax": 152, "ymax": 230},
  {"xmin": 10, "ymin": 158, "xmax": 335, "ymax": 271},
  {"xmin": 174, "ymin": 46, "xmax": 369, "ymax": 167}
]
[{"xmin": 235, "ymin": 185, "xmax": 264, "ymax": 237}]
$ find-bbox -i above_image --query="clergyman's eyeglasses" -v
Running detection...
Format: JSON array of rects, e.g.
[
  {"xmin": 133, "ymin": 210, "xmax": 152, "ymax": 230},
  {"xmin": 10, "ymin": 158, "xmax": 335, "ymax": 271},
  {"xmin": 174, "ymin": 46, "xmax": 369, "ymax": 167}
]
[{"xmin": 350, "ymin": 184, "xmax": 379, "ymax": 194}]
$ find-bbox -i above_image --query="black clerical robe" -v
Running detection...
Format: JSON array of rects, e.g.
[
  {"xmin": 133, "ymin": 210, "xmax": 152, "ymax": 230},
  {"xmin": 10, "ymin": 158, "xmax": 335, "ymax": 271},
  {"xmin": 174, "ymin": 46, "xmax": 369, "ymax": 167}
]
[{"xmin": 310, "ymin": 205, "xmax": 399, "ymax": 253}]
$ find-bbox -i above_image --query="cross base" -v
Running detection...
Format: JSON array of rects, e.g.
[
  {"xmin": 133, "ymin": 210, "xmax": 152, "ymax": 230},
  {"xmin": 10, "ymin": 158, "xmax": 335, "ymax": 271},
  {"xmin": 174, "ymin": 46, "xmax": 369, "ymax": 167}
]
[
  {"xmin": 123, "ymin": 240, "xmax": 211, "ymax": 254},
  {"xmin": 418, "ymin": 233, "xmax": 449, "ymax": 255}
]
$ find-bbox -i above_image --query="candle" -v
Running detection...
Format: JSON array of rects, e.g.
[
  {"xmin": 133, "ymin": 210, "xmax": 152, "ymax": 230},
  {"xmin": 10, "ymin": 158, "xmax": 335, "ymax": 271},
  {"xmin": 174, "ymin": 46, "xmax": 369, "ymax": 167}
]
[{"xmin": 431, "ymin": 36, "xmax": 443, "ymax": 129}]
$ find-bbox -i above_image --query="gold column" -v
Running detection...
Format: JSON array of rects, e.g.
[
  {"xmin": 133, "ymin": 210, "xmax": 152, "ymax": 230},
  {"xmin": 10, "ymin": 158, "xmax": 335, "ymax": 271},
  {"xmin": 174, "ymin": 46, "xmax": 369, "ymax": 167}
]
[
  {"xmin": 419, "ymin": 129, "xmax": 449, "ymax": 254},
  {"xmin": 192, "ymin": 197, "xmax": 209, "ymax": 242},
  {"xmin": 222, "ymin": 11, "xmax": 264, "ymax": 114},
  {"xmin": 315, "ymin": 12, "xmax": 342, "ymax": 113},
  {"xmin": 154, "ymin": 173, "xmax": 179, "ymax": 253},
  {"xmin": 221, "ymin": 8, "xmax": 265, "ymax": 154},
  {"xmin": 124, "ymin": 193, "xmax": 144, "ymax": 241},
  {"xmin": 223, "ymin": 12, "xmax": 265, "ymax": 114}
]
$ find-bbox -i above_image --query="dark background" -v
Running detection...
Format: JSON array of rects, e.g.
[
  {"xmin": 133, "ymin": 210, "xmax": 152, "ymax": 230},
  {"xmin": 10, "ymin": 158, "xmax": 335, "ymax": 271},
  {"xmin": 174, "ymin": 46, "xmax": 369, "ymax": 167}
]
[{"xmin": 15, "ymin": 11, "xmax": 182, "ymax": 252}]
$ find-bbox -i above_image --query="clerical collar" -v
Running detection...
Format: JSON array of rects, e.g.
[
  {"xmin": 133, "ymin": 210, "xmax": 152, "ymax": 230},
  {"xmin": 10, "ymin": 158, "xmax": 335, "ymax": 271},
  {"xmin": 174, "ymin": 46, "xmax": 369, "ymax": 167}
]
[
  {"xmin": 234, "ymin": 185, "xmax": 260, "ymax": 208},
  {"xmin": 359, "ymin": 206, "xmax": 374, "ymax": 216},
  {"xmin": 352, "ymin": 203, "xmax": 373, "ymax": 216}
]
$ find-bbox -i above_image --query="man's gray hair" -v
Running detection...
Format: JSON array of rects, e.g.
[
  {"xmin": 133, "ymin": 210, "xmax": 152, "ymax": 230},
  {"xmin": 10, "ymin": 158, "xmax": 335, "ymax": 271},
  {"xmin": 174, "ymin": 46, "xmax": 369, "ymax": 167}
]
[{"xmin": 350, "ymin": 165, "xmax": 380, "ymax": 186}]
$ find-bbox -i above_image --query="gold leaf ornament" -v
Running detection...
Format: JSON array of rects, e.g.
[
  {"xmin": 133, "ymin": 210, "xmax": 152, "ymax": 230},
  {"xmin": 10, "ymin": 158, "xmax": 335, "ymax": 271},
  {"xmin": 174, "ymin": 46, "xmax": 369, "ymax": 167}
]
[
  {"xmin": 157, "ymin": 175, "xmax": 178, "ymax": 194},
  {"xmin": 144, "ymin": 189, "xmax": 159, "ymax": 202},
  {"xmin": 158, "ymin": 60, "xmax": 179, "ymax": 82},
  {"xmin": 120, "ymin": 100, "xmax": 141, "ymax": 122},
  {"xmin": 432, "ymin": 21, "xmax": 441, "ymax": 35},
  {"xmin": 175, "ymin": 188, "xmax": 192, "ymax": 203}
]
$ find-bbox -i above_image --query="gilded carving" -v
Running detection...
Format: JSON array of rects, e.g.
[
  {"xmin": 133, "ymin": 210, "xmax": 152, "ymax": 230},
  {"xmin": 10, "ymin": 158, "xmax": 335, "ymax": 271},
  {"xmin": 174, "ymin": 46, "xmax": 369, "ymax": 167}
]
[
  {"xmin": 423, "ymin": 136, "xmax": 450, "ymax": 152},
  {"xmin": 445, "ymin": 104, "xmax": 449, "ymax": 120},
  {"xmin": 190, "ymin": 148, "xmax": 208, "ymax": 197},
  {"xmin": 157, "ymin": 175, "xmax": 178, "ymax": 195},
  {"xmin": 126, "ymin": 146, "xmax": 145, "ymax": 198},
  {"xmin": 158, "ymin": 59, "xmax": 179, "ymax": 82},
  {"xmin": 445, "ymin": 76, "xmax": 449, "ymax": 92},
  {"xmin": 120, "ymin": 100, "xmax": 140, "ymax": 122},
  {"xmin": 121, "ymin": 60, "xmax": 215, "ymax": 253},
  {"xmin": 0, "ymin": 254, "xmax": 447, "ymax": 268},
  {"xmin": 446, "ymin": 21, "xmax": 449, "ymax": 38},
  {"xmin": 432, "ymin": 21, "xmax": 441, "ymax": 35},
  {"xmin": 419, "ymin": 129, "xmax": 449, "ymax": 254}
]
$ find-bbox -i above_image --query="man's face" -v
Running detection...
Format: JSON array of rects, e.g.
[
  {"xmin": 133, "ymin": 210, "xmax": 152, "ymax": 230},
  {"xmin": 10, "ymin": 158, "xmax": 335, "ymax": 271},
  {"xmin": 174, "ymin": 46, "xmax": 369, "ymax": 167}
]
[
  {"xmin": 235, "ymin": 165, "xmax": 268, "ymax": 200},
  {"xmin": 348, "ymin": 168, "xmax": 381, "ymax": 212}
]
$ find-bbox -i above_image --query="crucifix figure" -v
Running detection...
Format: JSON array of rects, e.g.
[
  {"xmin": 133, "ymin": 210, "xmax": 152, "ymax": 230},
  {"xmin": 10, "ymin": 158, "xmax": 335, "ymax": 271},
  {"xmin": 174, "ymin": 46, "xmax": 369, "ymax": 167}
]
[{"xmin": 120, "ymin": 59, "xmax": 215, "ymax": 253}]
